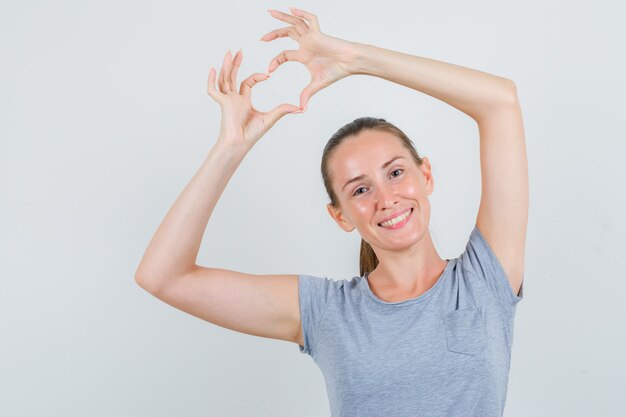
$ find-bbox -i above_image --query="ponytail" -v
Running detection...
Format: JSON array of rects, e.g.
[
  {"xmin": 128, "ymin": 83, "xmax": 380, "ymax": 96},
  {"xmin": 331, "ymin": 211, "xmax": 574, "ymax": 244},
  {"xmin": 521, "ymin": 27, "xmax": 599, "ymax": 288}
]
[{"xmin": 359, "ymin": 238, "xmax": 379, "ymax": 277}]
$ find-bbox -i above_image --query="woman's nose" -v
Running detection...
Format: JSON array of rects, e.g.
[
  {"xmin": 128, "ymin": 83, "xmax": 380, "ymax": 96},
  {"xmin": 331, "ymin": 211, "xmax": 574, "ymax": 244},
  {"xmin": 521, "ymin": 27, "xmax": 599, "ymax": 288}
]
[{"xmin": 374, "ymin": 185, "xmax": 398, "ymax": 208}]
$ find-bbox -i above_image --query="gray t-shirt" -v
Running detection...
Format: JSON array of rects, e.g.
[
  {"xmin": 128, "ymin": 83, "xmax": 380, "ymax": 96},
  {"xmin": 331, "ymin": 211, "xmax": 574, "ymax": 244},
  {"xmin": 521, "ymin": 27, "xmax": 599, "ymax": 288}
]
[{"xmin": 298, "ymin": 225, "xmax": 524, "ymax": 417}]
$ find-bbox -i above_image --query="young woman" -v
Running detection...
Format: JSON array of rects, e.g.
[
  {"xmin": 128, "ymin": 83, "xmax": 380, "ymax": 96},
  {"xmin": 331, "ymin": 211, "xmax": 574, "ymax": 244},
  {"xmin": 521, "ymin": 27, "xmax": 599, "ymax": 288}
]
[{"xmin": 135, "ymin": 7, "xmax": 527, "ymax": 417}]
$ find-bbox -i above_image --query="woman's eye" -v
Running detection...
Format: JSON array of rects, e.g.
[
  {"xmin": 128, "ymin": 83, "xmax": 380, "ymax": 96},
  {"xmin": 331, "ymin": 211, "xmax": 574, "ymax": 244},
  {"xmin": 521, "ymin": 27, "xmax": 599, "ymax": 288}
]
[
  {"xmin": 391, "ymin": 168, "xmax": 403, "ymax": 177},
  {"xmin": 353, "ymin": 187, "xmax": 366, "ymax": 196}
]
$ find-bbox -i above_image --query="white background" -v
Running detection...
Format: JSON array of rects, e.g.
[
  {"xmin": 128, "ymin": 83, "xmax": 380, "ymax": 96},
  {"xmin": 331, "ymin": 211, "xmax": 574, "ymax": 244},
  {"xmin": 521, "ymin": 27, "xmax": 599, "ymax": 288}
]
[{"xmin": 1, "ymin": 0, "xmax": 625, "ymax": 416}]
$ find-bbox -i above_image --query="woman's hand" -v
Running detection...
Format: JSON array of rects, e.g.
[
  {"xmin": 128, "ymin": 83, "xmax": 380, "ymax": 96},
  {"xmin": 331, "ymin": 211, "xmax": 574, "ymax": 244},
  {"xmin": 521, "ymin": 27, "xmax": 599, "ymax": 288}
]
[
  {"xmin": 207, "ymin": 49, "xmax": 301, "ymax": 151},
  {"xmin": 261, "ymin": 8, "xmax": 358, "ymax": 112}
]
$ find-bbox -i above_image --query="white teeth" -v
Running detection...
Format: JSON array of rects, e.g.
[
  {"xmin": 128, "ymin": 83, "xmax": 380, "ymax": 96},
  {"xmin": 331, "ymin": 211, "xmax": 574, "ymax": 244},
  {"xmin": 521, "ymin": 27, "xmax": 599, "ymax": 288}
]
[{"xmin": 379, "ymin": 209, "xmax": 411, "ymax": 228}]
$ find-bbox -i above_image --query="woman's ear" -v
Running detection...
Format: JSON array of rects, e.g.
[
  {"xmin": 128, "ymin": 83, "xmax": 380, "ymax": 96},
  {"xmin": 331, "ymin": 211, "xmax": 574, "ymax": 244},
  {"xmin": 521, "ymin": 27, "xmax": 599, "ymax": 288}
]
[
  {"xmin": 326, "ymin": 203, "xmax": 356, "ymax": 232},
  {"xmin": 420, "ymin": 156, "xmax": 435, "ymax": 195}
]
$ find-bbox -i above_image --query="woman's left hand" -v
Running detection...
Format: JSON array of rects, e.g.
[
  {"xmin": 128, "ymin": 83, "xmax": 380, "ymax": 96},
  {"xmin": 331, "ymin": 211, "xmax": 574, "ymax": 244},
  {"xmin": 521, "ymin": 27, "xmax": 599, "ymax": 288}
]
[{"xmin": 261, "ymin": 8, "xmax": 358, "ymax": 112}]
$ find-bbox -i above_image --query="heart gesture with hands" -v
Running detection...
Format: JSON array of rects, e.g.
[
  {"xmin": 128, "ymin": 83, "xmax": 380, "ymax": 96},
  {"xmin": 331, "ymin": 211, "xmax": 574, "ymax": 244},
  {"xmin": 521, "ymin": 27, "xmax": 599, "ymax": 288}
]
[{"xmin": 207, "ymin": 8, "xmax": 357, "ymax": 151}]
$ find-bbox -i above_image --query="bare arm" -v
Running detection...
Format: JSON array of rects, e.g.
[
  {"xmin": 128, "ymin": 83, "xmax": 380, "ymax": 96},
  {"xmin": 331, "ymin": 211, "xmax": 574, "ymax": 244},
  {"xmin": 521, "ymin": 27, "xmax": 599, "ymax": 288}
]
[
  {"xmin": 261, "ymin": 8, "xmax": 526, "ymax": 297},
  {"xmin": 347, "ymin": 42, "xmax": 516, "ymax": 123},
  {"xmin": 134, "ymin": 50, "xmax": 305, "ymax": 345},
  {"xmin": 347, "ymin": 40, "xmax": 527, "ymax": 296},
  {"xmin": 262, "ymin": 8, "xmax": 515, "ymax": 122},
  {"xmin": 134, "ymin": 142, "xmax": 303, "ymax": 344},
  {"xmin": 134, "ymin": 142, "xmax": 247, "ymax": 291},
  {"xmin": 135, "ymin": 48, "xmax": 299, "ymax": 290}
]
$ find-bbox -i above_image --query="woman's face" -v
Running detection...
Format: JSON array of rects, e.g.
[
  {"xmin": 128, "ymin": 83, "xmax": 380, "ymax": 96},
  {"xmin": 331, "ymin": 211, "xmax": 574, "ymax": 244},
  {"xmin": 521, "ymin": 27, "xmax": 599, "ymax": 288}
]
[{"xmin": 327, "ymin": 130, "xmax": 435, "ymax": 253}]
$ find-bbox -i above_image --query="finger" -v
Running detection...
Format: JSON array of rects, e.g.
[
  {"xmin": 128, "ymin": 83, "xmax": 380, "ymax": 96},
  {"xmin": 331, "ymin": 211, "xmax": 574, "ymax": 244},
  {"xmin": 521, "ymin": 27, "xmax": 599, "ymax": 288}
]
[
  {"xmin": 267, "ymin": 49, "xmax": 299, "ymax": 74},
  {"xmin": 207, "ymin": 67, "xmax": 224, "ymax": 103},
  {"xmin": 268, "ymin": 9, "xmax": 308, "ymax": 35},
  {"xmin": 229, "ymin": 49, "xmax": 243, "ymax": 93},
  {"xmin": 239, "ymin": 72, "xmax": 271, "ymax": 99},
  {"xmin": 259, "ymin": 26, "xmax": 296, "ymax": 42},
  {"xmin": 218, "ymin": 50, "xmax": 233, "ymax": 93},
  {"xmin": 288, "ymin": 8, "xmax": 320, "ymax": 31}
]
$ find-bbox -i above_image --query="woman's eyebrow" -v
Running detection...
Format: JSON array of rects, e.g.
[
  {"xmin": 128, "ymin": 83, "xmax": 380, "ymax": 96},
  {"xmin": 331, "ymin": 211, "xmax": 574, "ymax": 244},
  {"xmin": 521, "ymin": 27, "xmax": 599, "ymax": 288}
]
[{"xmin": 341, "ymin": 156, "xmax": 405, "ymax": 191}]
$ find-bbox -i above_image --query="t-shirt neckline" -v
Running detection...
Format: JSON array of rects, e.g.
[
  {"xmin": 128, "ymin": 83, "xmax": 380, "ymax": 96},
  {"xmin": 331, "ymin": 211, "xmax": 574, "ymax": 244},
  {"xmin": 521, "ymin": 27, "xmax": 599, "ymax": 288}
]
[{"xmin": 361, "ymin": 258, "xmax": 454, "ymax": 306}]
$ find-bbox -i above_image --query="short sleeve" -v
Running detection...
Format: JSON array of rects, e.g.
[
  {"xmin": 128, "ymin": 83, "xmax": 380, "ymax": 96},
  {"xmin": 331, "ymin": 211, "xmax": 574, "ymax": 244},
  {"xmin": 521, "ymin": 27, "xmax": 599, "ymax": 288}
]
[
  {"xmin": 297, "ymin": 274, "xmax": 340, "ymax": 356},
  {"xmin": 458, "ymin": 225, "xmax": 524, "ymax": 310}
]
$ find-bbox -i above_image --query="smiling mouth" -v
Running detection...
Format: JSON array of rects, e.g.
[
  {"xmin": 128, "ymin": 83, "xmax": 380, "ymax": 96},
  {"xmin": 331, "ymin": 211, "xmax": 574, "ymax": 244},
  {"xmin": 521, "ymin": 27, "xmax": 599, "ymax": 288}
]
[{"xmin": 378, "ymin": 208, "xmax": 413, "ymax": 228}]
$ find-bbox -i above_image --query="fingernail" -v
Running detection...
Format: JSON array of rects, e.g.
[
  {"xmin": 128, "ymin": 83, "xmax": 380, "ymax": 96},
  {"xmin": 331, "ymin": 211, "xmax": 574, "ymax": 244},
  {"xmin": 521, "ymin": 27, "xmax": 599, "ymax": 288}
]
[{"xmin": 265, "ymin": 72, "xmax": 272, "ymax": 77}]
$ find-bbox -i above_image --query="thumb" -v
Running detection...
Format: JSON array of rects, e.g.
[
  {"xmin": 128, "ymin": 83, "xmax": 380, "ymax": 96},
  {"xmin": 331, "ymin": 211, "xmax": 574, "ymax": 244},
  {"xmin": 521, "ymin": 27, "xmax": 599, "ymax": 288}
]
[
  {"xmin": 299, "ymin": 84, "xmax": 318, "ymax": 112},
  {"xmin": 265, "ymin": 103, "xmax": 302, "ymax": 127}
]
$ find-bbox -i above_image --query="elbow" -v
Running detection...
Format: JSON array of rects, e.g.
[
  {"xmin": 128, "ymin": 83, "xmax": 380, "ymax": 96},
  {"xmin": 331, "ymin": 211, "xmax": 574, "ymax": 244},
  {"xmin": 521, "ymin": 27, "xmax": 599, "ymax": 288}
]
[
  {"xmin": 135, "ymin": 266, "xmax": 191, "ymax": 294},
  {"xmin": 134, "ymin": 268, "xmax": 160, "ymax": 294},
  {"xmin": 501, "ymin": 78, "xmax": 519, "ymax": 106},
  {"xmin": 473, "ymin": 79, "xmax": 519, "ymax": 124},
  {"xmin": 134, "ymin": 273, "xmax": 150, "ymax": 292},
  {"xmin": 490, "ymin": 78, "xmax": 520, "ymax": 113},
  {"xmin": 134, "ymin": 265, "xmax": 146, "ymax": 285}
]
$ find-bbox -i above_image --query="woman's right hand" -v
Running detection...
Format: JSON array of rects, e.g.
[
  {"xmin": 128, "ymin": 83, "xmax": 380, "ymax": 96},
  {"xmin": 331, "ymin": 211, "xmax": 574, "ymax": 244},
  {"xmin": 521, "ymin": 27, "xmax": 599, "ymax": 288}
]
[{"xmin": 207, "ymin": 49, "xmax": 301, "ymax": 151}]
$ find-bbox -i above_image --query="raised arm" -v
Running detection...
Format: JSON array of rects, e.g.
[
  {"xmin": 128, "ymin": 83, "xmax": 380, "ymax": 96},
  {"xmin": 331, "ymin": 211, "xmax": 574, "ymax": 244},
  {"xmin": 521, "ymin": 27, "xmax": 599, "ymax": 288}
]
[
  {"xmin": 348, "ymin": 45, "xmax": 527, "ymax": 297},
  {"xmin": 263, "ymin": 8, "xmax": 527, "ymax": 296},
  {"xmin": 135, "ymin": 50, "xmax": 306, "ymax": 345},
  {"xmin": 135, "ymin": 49, "xmax": 299, "ymax": 286}
]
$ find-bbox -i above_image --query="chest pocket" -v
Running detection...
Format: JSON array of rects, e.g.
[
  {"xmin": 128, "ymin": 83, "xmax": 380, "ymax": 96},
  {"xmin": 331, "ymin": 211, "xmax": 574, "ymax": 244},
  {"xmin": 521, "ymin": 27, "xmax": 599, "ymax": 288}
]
[{"xmin": 443, "ymin": 307, "xmax": 486, "ymax": 356}]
